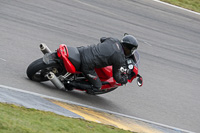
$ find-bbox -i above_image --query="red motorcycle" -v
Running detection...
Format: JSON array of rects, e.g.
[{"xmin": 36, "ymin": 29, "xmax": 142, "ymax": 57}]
[{"xmin": 26, "ymin": 43, "xmax": 143, "ymax": 95}]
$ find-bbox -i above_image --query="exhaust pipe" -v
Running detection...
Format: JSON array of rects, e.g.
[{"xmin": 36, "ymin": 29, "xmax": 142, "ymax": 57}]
[
  {"xmin": 40, "ymin": 43, "xmax": 52, "ymax": 54},
  {"xmin": 46, "ymin": 72, "xmax": 65, "ymax": 90}
]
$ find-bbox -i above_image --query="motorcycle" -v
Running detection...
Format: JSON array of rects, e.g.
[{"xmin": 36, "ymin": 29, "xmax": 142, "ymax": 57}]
[{"xmin": 26, "ymin": 43, "xmax": 143, "ymax": 95}]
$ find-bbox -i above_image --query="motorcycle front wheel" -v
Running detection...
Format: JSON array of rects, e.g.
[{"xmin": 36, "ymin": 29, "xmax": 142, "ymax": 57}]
[{"xmin": 26, "ymin": 58, "xmax": 65, "ymax": 82}]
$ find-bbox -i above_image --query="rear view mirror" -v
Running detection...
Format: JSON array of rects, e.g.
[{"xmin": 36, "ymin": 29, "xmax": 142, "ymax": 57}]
[{"xmin": 137, "ymin": 76, "xmax": 143, "ymax": 87}]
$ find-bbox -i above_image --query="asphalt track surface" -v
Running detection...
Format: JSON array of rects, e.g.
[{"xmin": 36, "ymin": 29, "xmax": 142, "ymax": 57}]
[{"xmin": 0, "ymin": 0, "xmax": 200, "ymax": 132}]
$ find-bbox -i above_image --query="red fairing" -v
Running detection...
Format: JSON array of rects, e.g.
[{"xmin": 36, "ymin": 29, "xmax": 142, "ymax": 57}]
[
  {"xmin": 57, "ymin": 44, "xmax": 76, "ymax": 73},
  {"xmin": 96, "ymin": 66, "xmax": 120, "ymax": 90},
  {"xmin": 128, "ymin": 66, "xmax": 138, "ymax": 83},
  {"xmin": 101, "ymin": 77, "xmax": 120, "ymax": 90},
  {"xmin": 95, "ymin": 66, "xmax": 113, "ymax": 79}
]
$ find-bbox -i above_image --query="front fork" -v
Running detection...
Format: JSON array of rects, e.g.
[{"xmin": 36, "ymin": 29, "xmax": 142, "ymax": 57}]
[{"xmin": 40, "ymin": 43, "xmax": 65, "ymax": 90}]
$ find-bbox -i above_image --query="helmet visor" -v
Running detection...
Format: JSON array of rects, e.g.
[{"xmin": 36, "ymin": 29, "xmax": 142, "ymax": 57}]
[{"xmin": 131, "ymin": 46, "xmax": 137, "ymax": 53}]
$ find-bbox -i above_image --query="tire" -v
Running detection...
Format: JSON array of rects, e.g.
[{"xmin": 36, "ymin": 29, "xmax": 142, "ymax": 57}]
[{"xmin": 26, "ymin": 58, "xmax": 65, "ymax": 82}]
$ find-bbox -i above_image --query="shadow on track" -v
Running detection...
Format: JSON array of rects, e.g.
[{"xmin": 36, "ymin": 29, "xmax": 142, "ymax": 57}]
[{"xmin": 24, "ymin": 77, "xmax": 120, "ymax": 110}]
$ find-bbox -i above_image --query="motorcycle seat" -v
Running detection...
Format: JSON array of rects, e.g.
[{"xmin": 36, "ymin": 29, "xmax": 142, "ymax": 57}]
[{"xmin": 67, "ymin": 46, "xmax": 81, "ymax": 71}]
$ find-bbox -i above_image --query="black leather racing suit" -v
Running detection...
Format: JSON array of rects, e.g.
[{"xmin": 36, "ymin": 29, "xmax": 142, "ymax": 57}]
[{"xmin": 77, "ymin": 37, "xmax": 128, "ymax": 90}]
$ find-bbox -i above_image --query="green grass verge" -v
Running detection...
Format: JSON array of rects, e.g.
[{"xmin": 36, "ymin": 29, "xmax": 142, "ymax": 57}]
[
  {"xmin": 0, "ymin": 103, "xmax": 133, "ymax": 133},
  {"xmin": 160, "ymin": 0, "xmax": 200, "ymax": 13}
]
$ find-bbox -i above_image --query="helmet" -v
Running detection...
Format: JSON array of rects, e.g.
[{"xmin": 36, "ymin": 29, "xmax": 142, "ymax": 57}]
[{"xmin": 121, "ymin": 35, "xmax": 138, "ymax": 57}]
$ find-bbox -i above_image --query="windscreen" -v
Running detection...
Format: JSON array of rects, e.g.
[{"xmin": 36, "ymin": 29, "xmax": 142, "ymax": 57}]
[{"xmin": 132, "ymin": 50, "xmax": 140, "ymax": 68}]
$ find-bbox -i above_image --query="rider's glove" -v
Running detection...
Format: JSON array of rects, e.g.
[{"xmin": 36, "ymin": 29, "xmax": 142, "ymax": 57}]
[
  {"xmin": 128, "ymin": 71, "xmax": 136, "ymax": 80},
  {"xmin": 121, "ymin": 74, "xmax": 128, "ymax": 85}
]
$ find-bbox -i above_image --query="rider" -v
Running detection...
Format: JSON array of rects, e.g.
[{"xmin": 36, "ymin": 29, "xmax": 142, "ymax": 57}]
[{"xmin": 65, "ymin": 34, "xmax": 138, "ymax": 93}]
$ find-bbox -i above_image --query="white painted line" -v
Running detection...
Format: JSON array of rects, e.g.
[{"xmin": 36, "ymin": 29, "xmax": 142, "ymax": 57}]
[
  {"xmin": 0, "ymin": 58, "xmax": 6, "ymax": 62},
  {"xmin": 74, "ymin": 0, "xmax": 117, "ymax": 16},
  {"xmin": 153, "ymin": 0, "xmax": 200, "ymax": 16},
  {"xmin": 143, "ymin": 41, "xmax": 153, "ymax": 46},
  {"xmin": 0, "ymin": 84, "xmax": 195, "ymax": 133}
]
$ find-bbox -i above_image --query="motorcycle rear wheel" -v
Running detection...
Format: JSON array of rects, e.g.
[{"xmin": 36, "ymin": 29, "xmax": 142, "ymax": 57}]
[{"xmin": 26, "ymin": 58, "xmax": 64, "ymax": 82}]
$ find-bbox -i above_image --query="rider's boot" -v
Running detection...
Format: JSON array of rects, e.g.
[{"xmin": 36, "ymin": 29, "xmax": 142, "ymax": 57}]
[{"xmin": 64, "ymin": 82, "xmax": 74, "ymax": 91}]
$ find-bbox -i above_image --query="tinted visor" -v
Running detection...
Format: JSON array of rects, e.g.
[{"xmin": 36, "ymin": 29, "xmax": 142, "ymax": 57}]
[{"xmin": 131, "ymin": 46, "xmax": 137, "ymax": 53}]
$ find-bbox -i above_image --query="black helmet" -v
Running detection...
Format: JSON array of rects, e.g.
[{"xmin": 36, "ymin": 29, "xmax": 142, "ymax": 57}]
[{"xmin": 121, "ymin": 35, "xmax": 138, "ymax": 57}]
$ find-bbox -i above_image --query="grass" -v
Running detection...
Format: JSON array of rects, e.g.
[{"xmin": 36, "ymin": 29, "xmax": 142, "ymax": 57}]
[
  {"xmin": 0, "ymin": 103, "xmax": 133, "ymax": 133},
  {"xmin": 160, "ymin": 0, "xmax": 200, "ymax": 13}
]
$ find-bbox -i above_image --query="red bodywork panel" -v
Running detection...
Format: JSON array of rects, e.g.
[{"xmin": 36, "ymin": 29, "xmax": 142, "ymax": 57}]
[
  {"xmin": 95, "ymin": 66, "xmax": 113, "ymax": 79},
  {"xmin": 57, "ymin": 44, "xmax": 77, "ymax": 73},
  {"xmin": 95, "ymin": 66, "xmax": 120, "ymax": 89}
]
